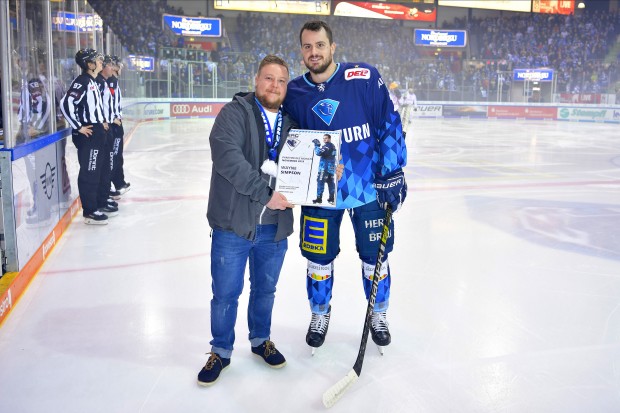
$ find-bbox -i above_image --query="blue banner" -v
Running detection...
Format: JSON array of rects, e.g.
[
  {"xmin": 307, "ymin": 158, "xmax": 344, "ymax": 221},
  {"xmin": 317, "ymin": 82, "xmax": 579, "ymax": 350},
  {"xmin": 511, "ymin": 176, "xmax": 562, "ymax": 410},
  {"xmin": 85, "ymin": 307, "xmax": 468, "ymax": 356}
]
[
  {"xmin": 127, "ymin": 55, "xmax": 155, "ymax": 72},
  {"xmin": 162, "ymin": 14, "xmax": 222, "ymax": 37},
  {"xmin": 52, "ymin": 11, "xmax": 102, "ymax": 32},
  {"xmin": 513, "ymin": 69, "xmax": 554, "ymax": 82},
  {"xmin": 414, "ymin": 29, "xmax": 466, "ymax": 47}
]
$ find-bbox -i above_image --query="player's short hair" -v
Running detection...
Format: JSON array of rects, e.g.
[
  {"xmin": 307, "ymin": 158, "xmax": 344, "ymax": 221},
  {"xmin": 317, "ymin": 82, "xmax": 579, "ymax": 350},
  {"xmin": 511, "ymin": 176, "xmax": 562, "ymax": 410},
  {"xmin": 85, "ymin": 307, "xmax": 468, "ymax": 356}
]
[
  {"xmin": 257, "ymin": 54, "xmax": 289, "ymax": 75},
  {"xmin": 300, "ymin": 20, "xmax": 333, "ymax": 45},
  {"xmin": 323, "ymin": 134, "xmax": 331, "ymax": 140}
]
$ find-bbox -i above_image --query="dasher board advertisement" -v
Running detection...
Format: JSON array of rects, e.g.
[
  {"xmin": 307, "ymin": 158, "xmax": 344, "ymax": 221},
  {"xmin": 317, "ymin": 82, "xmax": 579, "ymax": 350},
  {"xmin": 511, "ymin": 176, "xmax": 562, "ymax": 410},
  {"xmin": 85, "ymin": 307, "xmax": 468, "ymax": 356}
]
[{"xmin": 276, "ymin": 129, "xmax": 341, "ymax": 207}]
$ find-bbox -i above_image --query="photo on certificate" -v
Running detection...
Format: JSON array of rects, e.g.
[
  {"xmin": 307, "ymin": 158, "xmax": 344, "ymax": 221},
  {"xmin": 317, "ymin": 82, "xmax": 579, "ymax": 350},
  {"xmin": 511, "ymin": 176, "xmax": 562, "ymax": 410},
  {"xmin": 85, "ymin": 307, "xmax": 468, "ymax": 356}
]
[{"xmin": 276, "ymin": 129, "xmax": 341, "ymax": 206}]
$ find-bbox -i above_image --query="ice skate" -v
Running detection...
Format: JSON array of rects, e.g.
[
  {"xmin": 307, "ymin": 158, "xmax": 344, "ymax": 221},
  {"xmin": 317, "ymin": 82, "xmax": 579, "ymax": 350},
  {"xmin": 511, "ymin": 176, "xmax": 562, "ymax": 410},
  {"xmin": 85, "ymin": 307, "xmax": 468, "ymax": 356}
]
[
  {"xmin": 306, "ymin": 305, "xmax": 331, "ymax": 355},
  {"xmin": 312, "ymin": 196, "xmax": 322, "ymax": 204},
  {"xmin": 83, "ymin": 210, "xmax": 108, "ymax": 225},
  {"xmin": 370, "ymin": 311, "xmax": 391, "ymax": 355}
]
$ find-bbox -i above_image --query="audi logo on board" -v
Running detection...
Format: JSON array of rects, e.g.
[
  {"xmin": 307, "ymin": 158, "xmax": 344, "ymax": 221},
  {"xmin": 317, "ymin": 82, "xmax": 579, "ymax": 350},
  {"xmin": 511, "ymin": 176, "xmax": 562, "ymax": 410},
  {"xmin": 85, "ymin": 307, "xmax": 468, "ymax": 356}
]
[{"xmin": 171, "ymin": 103, "xmax": 214, "ymax": 116}]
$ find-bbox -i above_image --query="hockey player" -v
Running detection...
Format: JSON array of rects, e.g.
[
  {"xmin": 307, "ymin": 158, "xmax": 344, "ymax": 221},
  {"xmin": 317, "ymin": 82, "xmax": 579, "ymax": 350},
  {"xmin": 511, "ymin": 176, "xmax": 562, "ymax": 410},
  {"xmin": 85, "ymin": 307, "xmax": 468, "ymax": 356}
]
[
  {"xmin": 312, "ymin": 133, "xmax": 337, "ymax": 205},
  {"xmin": 400, "ymin": 87, "xmax": 418, "ymax": 135},
  {"xmin": 60, "ymin": 49, "xmax": 111, "ymax": 225},
  {"xmin": 283, "ymin": 20, "xmax": 408, "ymax": 353}
]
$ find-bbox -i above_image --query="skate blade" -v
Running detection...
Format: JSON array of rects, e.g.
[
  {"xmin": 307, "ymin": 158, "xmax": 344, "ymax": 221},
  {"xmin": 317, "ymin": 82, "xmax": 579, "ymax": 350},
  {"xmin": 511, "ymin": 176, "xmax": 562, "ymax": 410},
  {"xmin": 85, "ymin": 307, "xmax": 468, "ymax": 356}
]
[
  {"xmin": 377, "ymin": 345, "xmax": 385, "ymax": 355},
  {"xmin": 84, "ymin": 218, "xmax": 108, "ymax": 225}
]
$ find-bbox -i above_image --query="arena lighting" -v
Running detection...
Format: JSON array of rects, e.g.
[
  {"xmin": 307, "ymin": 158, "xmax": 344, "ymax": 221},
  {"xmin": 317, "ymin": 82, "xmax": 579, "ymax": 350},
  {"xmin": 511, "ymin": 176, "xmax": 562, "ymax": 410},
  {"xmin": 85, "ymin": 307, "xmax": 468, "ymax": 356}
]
[{"xmin": 577, "ymin": 2, "xmax": 585, "ymax": 8}]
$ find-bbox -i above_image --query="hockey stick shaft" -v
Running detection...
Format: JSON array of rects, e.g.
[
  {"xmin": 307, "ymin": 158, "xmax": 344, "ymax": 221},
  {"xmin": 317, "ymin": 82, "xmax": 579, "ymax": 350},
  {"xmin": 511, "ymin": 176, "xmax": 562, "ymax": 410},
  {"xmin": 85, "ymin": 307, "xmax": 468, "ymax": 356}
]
[{"xmin": 322, "ymin": 206, "xmax": 393, "ymax": 408}]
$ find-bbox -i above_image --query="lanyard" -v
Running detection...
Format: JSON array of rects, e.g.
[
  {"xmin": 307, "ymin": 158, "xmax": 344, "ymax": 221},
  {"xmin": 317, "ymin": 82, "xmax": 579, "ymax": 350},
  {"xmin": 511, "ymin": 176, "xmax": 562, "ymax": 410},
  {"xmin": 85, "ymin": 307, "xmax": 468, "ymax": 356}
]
[{"xmin": 255, "ymin": 97, "xmax": 282, "ymax": 161}]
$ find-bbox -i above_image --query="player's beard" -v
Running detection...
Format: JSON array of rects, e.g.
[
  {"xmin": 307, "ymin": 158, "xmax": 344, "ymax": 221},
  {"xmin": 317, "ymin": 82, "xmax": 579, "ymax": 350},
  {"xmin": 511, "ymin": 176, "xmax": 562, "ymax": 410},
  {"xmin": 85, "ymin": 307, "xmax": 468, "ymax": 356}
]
[
  {"xmin": 305, "ymin": 53, "xmax": 333, "ymax": 76},
  {"xmin": 255, "ymin": 90, "xmax": 283, "ymax": 111}
]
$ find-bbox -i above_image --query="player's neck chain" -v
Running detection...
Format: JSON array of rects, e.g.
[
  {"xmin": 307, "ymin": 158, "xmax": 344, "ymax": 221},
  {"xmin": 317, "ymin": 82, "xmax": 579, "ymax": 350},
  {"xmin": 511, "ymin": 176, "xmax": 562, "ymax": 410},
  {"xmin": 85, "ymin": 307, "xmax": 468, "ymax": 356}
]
[{"xmin": 255, "ymin": 97, "xmax": 282, "ymax": 162}]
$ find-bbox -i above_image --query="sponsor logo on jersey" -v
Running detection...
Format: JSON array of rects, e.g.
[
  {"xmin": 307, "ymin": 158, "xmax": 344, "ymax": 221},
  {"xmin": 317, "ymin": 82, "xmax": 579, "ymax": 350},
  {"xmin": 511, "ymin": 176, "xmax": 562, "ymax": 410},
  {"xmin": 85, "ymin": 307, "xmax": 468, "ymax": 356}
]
[
  {"xmin": 344, "ymin": 67, "xmax": 370, "ymax": 80},
  {"xmin": 340, "ymin": 123, "xmax": 370, "ymax": 143},
  {"xmin": 312, "ymin": 99, "xmax": 339, "ymax": 126},
  {"xmin": 302, "ymin": 216, "xmax": 328, "ymax": 254}
]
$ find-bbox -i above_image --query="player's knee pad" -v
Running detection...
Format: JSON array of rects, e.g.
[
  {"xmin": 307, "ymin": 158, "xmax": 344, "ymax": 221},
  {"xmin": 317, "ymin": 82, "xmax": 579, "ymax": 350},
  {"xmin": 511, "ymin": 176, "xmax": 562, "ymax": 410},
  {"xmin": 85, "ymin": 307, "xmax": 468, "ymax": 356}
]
[
  {"xmin": 299, "ymin": 206, "xmax": 344, "ymax": 262},
  {"xmin": 350, "ymin": 201, "xmax": 395, "ymax": 258},
  {"xmin": 361, "ymin": 259, "xmax": 391, "ymax": 311},
  {"xmin": 306, "ymin": 259, "xmax": 334, "ymax": 313}
]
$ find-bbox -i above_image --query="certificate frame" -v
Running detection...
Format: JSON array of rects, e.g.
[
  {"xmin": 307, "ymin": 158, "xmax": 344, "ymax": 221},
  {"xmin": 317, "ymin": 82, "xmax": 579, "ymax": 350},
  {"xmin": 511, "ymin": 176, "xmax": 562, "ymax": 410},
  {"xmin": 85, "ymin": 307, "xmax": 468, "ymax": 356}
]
[{"xmin": 276, "ymin": 129, "xmax": 341, "ymax": 206}]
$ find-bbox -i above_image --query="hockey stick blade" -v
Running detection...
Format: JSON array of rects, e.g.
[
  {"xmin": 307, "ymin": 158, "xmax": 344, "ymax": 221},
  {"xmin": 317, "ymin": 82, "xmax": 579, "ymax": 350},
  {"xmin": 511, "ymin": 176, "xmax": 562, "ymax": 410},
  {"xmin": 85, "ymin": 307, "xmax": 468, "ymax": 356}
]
[
  {"xmin": 322, "ymin": 369, "xmax": 359, "ymax": 408},
  {"xmin": 321, "ymin": 206, "xmax": 393, "ymax": 408}
]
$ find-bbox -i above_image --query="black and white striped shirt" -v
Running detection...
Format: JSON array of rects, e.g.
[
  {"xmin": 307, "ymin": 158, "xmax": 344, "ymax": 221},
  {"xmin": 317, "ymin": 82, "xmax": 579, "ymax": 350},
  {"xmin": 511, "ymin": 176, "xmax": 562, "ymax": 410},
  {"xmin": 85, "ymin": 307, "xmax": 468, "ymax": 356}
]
[
  {"xmin": 60, "ymin": 73, "xmax": 106, "ymax": 130},
  {"xmin": 96, "ymin": 74, "xmax": 113, "ymax": 123},
  {"xmin": 18, "ymin": 86, "xmax": 52, "ymax": 131},
  {"xmin": 107, "ymin": 75, "xmax": 123, "ymax": 120}
]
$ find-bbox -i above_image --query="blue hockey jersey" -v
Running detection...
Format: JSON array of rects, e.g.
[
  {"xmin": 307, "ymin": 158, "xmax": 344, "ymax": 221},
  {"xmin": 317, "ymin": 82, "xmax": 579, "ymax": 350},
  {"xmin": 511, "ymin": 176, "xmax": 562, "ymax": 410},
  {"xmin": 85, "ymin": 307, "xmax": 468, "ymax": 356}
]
[{"xmin": 283, "ymin": 62, "xmax": 407, "ymax": 209}]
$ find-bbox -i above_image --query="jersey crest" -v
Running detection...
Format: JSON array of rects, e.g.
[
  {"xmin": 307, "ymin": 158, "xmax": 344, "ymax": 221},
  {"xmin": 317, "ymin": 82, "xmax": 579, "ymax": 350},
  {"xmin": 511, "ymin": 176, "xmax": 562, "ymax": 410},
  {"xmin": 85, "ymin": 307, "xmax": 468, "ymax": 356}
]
[{"xmin": 312, "ymin": 99, "xmax": 339, "ymax": 126}]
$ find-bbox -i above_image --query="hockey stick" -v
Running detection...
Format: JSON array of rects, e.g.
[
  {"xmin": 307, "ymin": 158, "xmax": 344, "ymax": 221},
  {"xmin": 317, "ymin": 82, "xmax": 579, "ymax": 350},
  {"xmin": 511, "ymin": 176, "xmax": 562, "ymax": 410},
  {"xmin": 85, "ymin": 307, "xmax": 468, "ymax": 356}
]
[{"xmin": 322, "ymin": 205, "xmax": 393, "ymax": 408}]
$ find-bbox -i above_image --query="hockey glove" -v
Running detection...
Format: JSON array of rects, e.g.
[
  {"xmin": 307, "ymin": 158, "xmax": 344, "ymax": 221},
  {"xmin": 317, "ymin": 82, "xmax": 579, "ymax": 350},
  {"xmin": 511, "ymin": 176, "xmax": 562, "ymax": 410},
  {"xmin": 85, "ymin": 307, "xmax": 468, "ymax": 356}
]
[
  {"xmin": 312, "ymin": 138, "xmax": 321, "ymax": 146},
  {"xmin": 373, "ymin": 169, "xmax": 407, "ymax": 212}
]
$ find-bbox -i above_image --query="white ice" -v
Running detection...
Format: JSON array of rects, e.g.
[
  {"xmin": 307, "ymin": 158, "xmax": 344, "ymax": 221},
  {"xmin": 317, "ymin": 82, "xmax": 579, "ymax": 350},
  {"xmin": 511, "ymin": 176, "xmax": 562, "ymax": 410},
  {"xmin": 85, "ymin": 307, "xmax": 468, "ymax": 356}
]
[{"xmin": 0, "ymin": 118, "xmax": 619, "ymax": 413}]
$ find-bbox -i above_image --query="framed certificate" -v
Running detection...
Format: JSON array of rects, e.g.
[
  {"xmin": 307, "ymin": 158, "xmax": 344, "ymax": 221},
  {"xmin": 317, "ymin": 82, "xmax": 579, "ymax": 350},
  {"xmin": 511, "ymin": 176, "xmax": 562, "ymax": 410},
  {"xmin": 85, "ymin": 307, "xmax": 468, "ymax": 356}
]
[{"xmin": 276, "ymin": 129, "xmax": 341, "ymax": 206}]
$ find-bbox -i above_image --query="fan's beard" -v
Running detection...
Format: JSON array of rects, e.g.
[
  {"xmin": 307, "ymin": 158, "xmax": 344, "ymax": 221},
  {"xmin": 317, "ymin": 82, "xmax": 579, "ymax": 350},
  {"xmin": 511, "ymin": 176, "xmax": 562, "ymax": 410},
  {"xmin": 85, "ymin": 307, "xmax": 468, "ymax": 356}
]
[{"xmin": 255, "ymin": 92, "xmax": 282, "ymax": 111}]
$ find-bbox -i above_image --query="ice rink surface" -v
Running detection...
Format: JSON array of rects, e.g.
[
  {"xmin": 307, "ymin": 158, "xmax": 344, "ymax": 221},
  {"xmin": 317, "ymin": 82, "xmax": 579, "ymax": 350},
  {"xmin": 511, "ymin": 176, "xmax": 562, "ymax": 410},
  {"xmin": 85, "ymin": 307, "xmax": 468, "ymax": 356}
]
[{"xmin": 0, "ymin": 118, "xmax": 619, "ymax": 412}]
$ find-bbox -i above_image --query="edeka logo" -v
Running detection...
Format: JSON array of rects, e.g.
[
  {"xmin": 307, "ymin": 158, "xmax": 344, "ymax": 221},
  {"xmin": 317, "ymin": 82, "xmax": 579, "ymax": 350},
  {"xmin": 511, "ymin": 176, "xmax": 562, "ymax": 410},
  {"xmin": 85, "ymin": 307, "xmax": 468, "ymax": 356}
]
[
  {"xmin": 171, "ymin": 103, "xmax": 213, "ymax": 116},
  {"xmin": 312, "ymin": 99, "xmax": 339, "ymax": 126},
  {"xmin": 40, "ymin": 162, "xmax": 57, "ymax": 200},
  {"xmin": 302, "ymin": 216, "xmax": 328, "ymax": 254},
  {"xmin": 0, "ymin": 289, "xmax": 12, "ymax": 318},
  {"xmin": 559, "ymin": 108, "xmax": 570, "ymax": 119}
]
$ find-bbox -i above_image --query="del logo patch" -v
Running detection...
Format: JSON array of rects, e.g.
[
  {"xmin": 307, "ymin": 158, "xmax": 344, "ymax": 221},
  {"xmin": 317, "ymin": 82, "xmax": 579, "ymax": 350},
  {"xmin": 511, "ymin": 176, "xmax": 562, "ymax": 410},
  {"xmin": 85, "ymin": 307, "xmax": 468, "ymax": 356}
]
[
  {"xmin": 302, "ymin": 216, "xmax": 328, "ymax": 254},
  {"xmin": 312, "ymin": 99, "xmax": 339, "ymax": 126},
  {"xmin": 344, "ymin": 67, "xmax": 370, "ymax": 80}
]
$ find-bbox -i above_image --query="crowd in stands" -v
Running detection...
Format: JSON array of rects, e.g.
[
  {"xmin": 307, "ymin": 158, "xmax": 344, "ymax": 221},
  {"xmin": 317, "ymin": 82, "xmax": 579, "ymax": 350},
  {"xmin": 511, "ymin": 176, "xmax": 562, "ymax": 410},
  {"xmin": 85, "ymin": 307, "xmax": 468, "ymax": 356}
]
[
  {"xmin": 89, "ymin": 0, "xmax": 180, "ymax": 56},
  {"xmin": 87, "ymin": 0, "xmax": 620, "ymax": 100},
  {"xmin": 470, "ymin": 11, "xmax": 620, "ymax": 94}
]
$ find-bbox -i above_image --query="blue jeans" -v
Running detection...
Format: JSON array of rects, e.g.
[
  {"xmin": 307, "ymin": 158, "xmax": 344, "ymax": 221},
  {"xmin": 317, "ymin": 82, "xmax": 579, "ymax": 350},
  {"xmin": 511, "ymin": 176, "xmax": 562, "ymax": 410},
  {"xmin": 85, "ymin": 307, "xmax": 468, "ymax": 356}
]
[{"xmin": 210, "ymin": 225, "xmax": 288, "ymax": 358}]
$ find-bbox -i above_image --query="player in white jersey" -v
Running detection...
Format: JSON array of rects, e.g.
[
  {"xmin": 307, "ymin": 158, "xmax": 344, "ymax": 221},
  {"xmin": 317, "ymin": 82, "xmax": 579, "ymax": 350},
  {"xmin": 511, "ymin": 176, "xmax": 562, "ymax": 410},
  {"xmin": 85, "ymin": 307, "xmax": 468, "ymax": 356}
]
[{"xmin": 400, "ymin": 87, "xmax": 417, "ymax": 136}]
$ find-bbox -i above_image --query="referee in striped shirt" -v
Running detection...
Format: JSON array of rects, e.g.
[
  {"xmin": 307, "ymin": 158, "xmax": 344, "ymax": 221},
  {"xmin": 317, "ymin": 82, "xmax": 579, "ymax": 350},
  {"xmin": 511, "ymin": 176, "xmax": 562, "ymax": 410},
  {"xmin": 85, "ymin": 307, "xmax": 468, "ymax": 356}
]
[{"xmin": 60, "ymin": 48, "xmax": 115, "ymax": 225}]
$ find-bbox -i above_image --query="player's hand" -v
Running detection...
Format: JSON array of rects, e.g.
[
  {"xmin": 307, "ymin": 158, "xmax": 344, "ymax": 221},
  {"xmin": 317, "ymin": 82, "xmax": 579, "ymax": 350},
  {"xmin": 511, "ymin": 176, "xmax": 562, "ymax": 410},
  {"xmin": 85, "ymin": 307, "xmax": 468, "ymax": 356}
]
[
  {"xmin": 266, "ymin": 191, "xmax": 294, "ymax": 210},
  {"xmin": 103, "ymin": 122, "xmax": 109, "ymax": 131},
  {"xmin": 335, "ymin": 156, "xmax": 344, "ymax": 181},
  {"xmin": 79, "ymin": 125, "xmax": 93, "ymax": 137},
  {"xmin": 312, "ymin": 138, "xmax": 320, "ymax": 146},
  {"xmin": 373, "ymin": 169, "xmax": 407, "ymax": 212},
  {"xmin": 113, "ymin": 118, "xmax": 122, "ymax": 126}
]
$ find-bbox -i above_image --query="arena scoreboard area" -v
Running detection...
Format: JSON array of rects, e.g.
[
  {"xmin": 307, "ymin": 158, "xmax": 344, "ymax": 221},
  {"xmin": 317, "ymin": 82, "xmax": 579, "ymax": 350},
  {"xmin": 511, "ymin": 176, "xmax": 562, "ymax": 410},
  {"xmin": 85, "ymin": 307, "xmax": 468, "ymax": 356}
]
[
  {"xmin": 214, "ymin": 0, "xmax": 574, "ymax": 18},
  {"xmin": 213, "ymin": 1, "xmax": 331, "ymax": 15}
]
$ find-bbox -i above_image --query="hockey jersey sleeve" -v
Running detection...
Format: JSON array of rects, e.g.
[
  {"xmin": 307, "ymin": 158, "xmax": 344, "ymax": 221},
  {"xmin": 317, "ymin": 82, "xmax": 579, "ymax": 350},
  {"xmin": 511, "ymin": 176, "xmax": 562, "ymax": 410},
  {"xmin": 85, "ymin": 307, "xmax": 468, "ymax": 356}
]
[
  {"xmin": 368, "ymin": 68, "xmax": 407, "ymax": 177},
  {"xmin": 60, "ymin": 77, "xmax": 88, "ymax": 129}
]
